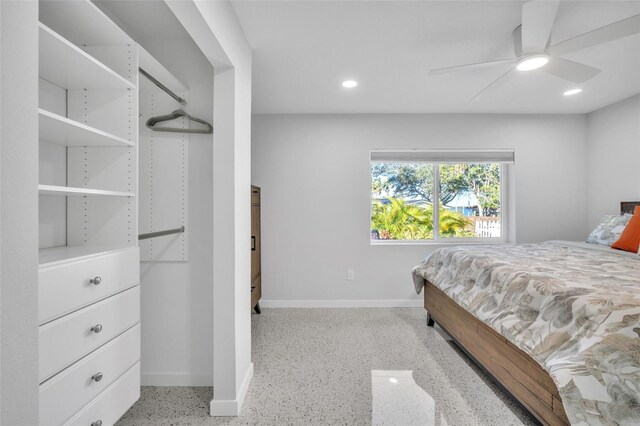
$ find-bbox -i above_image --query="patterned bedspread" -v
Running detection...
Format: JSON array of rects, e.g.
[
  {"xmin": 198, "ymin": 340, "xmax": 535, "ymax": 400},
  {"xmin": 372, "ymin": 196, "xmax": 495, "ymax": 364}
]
[{"xmin": 411, "ymin": 241, "xmax": 640, "ymax": 425}]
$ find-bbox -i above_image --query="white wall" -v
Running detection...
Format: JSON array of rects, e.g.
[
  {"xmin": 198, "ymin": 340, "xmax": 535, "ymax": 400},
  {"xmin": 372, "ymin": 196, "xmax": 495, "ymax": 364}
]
[
  {"xmin": 586, "ymin": 94, "xmax": 640, "ymax": 229},
  {"xmin": 137, "ymin": 39, "xmax": 214, "ymax": 386},
  {"xmin": 0, "ymin": 1, "xmax": 39, "ymax": 424},
  {"xmin": 252, "ymin": 114, "xmax": 589, "ymax": 306}
]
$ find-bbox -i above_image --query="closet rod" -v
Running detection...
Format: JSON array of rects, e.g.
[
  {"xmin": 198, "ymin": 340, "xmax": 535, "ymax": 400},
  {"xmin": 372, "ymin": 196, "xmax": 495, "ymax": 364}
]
[
  {"xmin": 139, "ymin": 67, "xmax": 187, "ymax": 106},
  {"xmin": 139, "ymin": 226, "xmax": 185, "ymax": 241}
]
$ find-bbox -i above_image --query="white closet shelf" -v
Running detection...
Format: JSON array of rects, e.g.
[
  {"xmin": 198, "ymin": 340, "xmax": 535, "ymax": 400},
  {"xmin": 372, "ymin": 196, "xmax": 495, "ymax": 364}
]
[
  {"xmin": 39, "ymin": 245, "xmax": 134, "ymax": 266},
  {"xmin": 40, "ymin": 0, "xmax": 132, "ymax": 47},
  {"xmin": 39, "ymin": 109, "xmax": 134, "ymax": 147},
  {"xmin": 39, "ymin": 185, "xmax": 135, "ymax": 198},
  {"xmin": 39, "ymin": 23, "xmax": 135, "ymax": 91}
]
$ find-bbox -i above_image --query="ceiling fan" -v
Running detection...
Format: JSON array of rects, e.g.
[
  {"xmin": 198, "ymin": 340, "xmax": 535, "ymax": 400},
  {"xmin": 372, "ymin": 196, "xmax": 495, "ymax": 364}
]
[{"xmin": 429, "ymin": 1, "xmax": 640, "ymax": 101}]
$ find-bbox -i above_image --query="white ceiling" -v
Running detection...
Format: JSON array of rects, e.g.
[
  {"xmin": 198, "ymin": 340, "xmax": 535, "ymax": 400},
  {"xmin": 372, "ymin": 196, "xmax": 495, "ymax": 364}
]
[
  {"xmin": 231, "ymin": 0, "xmax": 640, "ymax": 114},
  {"xmin": 96, "ymin": 0, "xmax": 194, "ymax": 41}
]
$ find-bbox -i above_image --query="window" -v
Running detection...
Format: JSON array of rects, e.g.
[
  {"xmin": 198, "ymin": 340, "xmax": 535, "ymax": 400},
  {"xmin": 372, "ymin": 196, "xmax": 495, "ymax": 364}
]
[{"xmin": 370, "ymin": 150, "xmax": 513, "ymax": 243}]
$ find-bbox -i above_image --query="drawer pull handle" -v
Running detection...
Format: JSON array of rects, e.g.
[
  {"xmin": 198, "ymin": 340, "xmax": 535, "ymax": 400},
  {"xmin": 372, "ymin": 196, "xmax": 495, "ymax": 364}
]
[
  {"xmin": 92, "ymin": 372, "xmax": 103, "ymax": 382},
  {"xmin": 90, "ymin": 276, "xmax": 102, "ymax": 285},
  {"xmin": 91, "ymin": 421, "xmax": 103, "ymax": 426},
  {"xmin": 91, "ymin": 324, "xmax": 103, "ymax": 334}
]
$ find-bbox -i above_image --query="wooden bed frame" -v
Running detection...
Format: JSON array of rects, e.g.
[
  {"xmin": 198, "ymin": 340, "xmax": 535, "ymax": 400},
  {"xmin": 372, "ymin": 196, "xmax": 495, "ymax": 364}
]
[
  {"xmin": 423, "ymin": 202, "xmax": 640, "ymax": 425},
  {"xmin": 424, "ymin": 281, "xmax": 570, "ymax": 426}
]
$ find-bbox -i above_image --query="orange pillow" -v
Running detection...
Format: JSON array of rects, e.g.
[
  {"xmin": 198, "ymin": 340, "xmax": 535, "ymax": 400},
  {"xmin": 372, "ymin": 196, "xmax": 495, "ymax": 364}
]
[{"xmin": 612, "ymin": 206, "xmax": 640, "ymax": 253}]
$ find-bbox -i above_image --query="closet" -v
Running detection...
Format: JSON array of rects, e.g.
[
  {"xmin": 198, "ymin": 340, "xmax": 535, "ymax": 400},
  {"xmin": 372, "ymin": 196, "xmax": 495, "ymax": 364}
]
[
  {"xmin": 34, "ymin": 0, "xmax": 217, "ymax": 423},
  {"xmin": 37, "ymin": 1, "xmax": 140, "ymax": 425}
]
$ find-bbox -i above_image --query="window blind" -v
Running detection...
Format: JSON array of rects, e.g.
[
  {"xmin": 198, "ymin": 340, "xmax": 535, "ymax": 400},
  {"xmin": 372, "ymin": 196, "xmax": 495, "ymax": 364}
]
[{"xmin": 370, "ymin": 149, "xmax": 515, "ymax": 164}]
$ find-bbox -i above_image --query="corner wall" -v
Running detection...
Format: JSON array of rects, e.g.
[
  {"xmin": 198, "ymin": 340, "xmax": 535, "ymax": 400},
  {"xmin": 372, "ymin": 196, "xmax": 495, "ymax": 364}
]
[
  {"xmin": 0, "ymin": 1, "xmax": 39, "ymax": 424},
  {"xmin": 586, "ymin": 94, "xmax": 640, "ymax": 228},
  {"xmin": 252, "ymin": 114, "xmax": 589, "ymax": 306}
]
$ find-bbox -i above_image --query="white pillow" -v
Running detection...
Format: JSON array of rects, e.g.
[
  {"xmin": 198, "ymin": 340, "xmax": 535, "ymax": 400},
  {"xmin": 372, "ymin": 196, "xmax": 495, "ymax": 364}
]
[{"xmin": 586, "ymin": 214, "xmax": 632, "ymax": 246}]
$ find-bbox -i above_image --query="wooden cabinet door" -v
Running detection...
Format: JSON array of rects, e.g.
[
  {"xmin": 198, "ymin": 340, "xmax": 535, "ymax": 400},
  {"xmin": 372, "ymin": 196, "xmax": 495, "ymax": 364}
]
[{"xmin": 251, "ymin": 203, "xmax": 260, "ymax": 281}]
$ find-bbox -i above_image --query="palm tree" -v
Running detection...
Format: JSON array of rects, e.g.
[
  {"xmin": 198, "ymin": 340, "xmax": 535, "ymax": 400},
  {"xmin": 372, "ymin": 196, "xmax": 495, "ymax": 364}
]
[
  {"xmin": 439, "ymin": 208, "xmax": 473, "ymax": 237},
  {"xmin": 371, "ymin": 198, "xmax": 472, "ymax": 239},
  {"xmin": 371, "ymin": 198, "xmax": 433, "ymax": 240}
]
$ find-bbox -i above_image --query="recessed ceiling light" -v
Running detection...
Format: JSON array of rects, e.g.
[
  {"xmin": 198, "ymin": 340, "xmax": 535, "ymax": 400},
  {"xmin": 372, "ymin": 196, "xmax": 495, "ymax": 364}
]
[
  {"xmin": 563, "ymin": 88, "xmax": 582, "ymax": 96},
  {"xmin": 516, "ymin": 55, "xmax": 549, "ymax": 71},
  {"xmin": 342, "ymin": 80, "xmax": 358, "ymax": 88},
  {"xmin": 388, "ymin": 377, "xmax": 398, "ymax": 384}
]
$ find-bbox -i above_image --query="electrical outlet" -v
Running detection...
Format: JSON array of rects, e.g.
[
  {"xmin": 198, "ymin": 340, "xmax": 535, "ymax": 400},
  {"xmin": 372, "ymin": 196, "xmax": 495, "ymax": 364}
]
[{"xmin": 347, "ymin": 269, "xmax": 355, "ymax": 281}]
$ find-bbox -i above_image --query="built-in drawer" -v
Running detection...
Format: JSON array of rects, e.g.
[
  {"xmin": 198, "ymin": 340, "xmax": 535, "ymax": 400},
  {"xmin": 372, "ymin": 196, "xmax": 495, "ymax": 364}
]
[
  {"xmin": 39, "ymin": 286, "xmax": 140, "ymax": 383},
  {"xmin": 64, "ymin": 362, "xmax": 140, "ymax": 426},
  {"xmin": 40, "ymin": 324, "xmax": 140, "ymax": 425},
  {"xmin": 251, "ymin": 187, "xmax": 260, "ymax": 205},
  {"xmin": 39, "ymin": 247, "xmax": 140, "ymax": 325}
]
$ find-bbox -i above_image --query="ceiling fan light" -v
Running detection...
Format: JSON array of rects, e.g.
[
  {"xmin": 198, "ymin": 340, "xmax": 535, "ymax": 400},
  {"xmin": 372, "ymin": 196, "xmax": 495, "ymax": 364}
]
[
  {"xmin": 516, "ymin": 55, "xmax": 550, "ymax": 71},
  {"xmin": 563, "ymin": 88, "xmax": 582, "ymax": 96}
]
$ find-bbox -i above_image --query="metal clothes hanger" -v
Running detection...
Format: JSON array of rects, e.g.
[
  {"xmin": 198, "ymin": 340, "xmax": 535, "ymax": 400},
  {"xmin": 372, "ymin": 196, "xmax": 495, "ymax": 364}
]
[{"xmin": 145, "ymin": 109, "xmax": 213, "ymax": 134}]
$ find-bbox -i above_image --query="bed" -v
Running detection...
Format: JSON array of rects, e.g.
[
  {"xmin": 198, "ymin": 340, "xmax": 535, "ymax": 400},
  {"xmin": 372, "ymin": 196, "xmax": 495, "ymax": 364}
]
[{"xmin": 412, "ymin": 203, "xmax": 640, "ymax": 426}]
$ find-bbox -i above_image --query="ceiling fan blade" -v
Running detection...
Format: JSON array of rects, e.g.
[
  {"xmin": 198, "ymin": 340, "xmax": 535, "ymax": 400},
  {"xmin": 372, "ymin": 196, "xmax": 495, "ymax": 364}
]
[
  {"xmin": 543, "ymin": 57, "xmax": 601, "ymax": 83},
  {"xmin": 547, "ymin": 14, "xmax": 640, "ymax": 56},
  {"xmin": 521, "ymin": 0, "xmax": 560, "ymax": 54},
  {"xmin": 470, "ymin": 68, "xmax": 515, "ymax": 102},
  {"xmin": 429, "ymin": 58, "xmax": 516, "ymax": 75}
]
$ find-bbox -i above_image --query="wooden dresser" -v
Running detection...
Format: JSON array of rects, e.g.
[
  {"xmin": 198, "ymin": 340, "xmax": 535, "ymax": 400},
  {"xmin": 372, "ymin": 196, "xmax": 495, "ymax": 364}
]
[{"xmin": 251, "ymin": 186, "xmax": 262, "ymax": 313}]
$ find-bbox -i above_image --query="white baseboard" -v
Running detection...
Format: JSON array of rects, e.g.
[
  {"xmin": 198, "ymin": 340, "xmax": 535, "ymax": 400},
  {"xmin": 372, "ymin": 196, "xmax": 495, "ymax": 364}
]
[
  {"xmin": 210, "ymin": 362, "xmax": 254, "ymax": 416},
  {"xmin": 141, "ymin": 372, "xmax": 213, "ymax": 386},
  {"xmin": 259, "ymin": 299, "xmax": 423, "ymax": 308}
]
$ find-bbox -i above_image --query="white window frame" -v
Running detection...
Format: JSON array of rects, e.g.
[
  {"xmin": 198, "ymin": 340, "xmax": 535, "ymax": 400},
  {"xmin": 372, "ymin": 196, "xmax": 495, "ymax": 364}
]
[{"xmin": 370, "ymin": 150, "xmax": 513, "ymax": 245}]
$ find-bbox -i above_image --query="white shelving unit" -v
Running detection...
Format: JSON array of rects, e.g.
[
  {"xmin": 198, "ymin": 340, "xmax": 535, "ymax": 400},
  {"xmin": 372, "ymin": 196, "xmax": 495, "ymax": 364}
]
[
  {"xmin": 38, "ymin": 185, "xmax": 134, "ymax": 198},
  {"xmin": 37, "ymin": 1, "xmax": 141, "ymax": 424},
  {"xmin": 39, "ymin": 109, "xmax": 134, "ymax": 148},
  {"xmin": 39, "ymin": 23, "xmax": 134, "ymax": 91},
  {"xmin": 39, "ymin": 0, "xmax": 132, "ymax": 47},
  {"xmin": 38, "ymin": 0, "xmax": 138, "ymax": 256}
]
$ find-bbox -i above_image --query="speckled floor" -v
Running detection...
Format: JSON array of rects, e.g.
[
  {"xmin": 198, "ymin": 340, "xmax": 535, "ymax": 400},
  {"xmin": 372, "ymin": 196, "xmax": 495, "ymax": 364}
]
[{"xmin": 116, "ymin": 308, "xmax": 537, "ymax": 425}]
